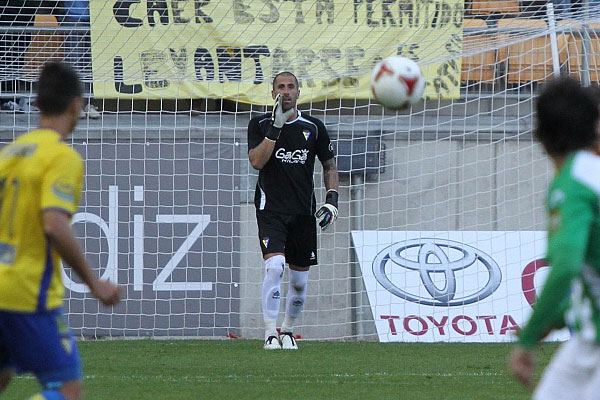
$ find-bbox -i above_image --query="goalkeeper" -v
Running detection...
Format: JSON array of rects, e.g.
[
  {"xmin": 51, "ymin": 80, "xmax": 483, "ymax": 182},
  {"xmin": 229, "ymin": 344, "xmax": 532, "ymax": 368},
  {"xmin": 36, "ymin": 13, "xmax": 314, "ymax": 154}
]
[
  {"xmin": 247, "ymin": 72, "xmax": 339, "ymax": 350},
  {"xmin": 509, "ymin": 77, "xmax": 600, "ymax": 399}
]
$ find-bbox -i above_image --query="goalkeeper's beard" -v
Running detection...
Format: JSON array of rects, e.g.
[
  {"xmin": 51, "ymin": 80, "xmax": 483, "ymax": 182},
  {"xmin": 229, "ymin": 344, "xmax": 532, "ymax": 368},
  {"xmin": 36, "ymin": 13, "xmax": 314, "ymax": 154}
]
[{"xmin": 281, "ymin": 98, "xmax": 295, "ymax": 112}]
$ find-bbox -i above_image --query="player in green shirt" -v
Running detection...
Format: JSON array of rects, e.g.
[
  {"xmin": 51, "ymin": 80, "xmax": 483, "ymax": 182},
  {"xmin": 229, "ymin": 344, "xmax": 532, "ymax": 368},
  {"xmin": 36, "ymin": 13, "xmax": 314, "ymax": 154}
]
[{"xmin": 509, "ymin": 77, "xmax": 600, "ymax": 398}]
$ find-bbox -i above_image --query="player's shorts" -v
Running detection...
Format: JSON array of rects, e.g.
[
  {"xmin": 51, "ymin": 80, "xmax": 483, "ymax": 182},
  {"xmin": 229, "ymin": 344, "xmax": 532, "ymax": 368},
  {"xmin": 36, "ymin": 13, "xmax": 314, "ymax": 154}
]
[
  {"xmin": 534, "ymin": 334, "xmax": 600, "ymax": 400},
  {"xmin": 256, "ymin": 210, "xmax": 317, "ymax": 267},
  {"xmin": 0, "ymin": 308, "xmax": 82, "ymax": 390}
]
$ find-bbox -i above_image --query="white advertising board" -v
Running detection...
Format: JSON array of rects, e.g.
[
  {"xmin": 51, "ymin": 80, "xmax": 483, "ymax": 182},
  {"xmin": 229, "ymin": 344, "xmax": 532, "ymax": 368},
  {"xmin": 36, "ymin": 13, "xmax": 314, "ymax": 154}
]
[{"xmin": 351, "ymin": 231, "xmax": 570, "ymax": 342}]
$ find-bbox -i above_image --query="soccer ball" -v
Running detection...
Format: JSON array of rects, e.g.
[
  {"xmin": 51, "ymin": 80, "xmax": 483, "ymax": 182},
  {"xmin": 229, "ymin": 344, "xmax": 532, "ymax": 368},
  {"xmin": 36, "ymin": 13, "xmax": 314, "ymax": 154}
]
[{"xmin": 371, "ymin": 56, "xmax": 426, "ymax": 110}]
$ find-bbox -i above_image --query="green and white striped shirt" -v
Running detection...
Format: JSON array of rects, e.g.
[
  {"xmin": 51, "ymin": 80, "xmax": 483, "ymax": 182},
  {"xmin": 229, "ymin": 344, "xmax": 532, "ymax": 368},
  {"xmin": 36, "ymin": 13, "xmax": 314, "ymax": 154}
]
[{"xmin": 520, "ymin": 150, "xmax": 600, "ymax": 347}]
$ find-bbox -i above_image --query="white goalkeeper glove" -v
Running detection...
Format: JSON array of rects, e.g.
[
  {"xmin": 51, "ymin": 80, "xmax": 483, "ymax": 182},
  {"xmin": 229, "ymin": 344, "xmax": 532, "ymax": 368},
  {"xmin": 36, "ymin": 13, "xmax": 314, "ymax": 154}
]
[
  {"xmin": 315, "ymin": 190, "xmax": 339, "ymax": 231},
  {"xmin": 266, "ymin": 94, "xmax": 295, "ymax": 141}
]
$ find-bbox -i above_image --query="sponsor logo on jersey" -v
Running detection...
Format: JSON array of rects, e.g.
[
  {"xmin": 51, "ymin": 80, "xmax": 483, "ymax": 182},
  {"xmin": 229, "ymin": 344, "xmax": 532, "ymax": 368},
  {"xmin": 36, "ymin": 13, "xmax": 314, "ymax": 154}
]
[
  {"xmin": 275, "ymin": 148, "xmax": 309, "ymax": 164},
  {"xmin": 0, "ymin": 242, "xmax": 15, "ymax": 265},
  {"xmin": 302, "ymin": 129, "xmax": 311, "ymax": 141},
  {"xmin": 1, "ymin": 143, "xmax": 37, "ymax": 158},
  {"xmin": 52, "ymin": 179, "xmax": 76, "ymax": 203}
]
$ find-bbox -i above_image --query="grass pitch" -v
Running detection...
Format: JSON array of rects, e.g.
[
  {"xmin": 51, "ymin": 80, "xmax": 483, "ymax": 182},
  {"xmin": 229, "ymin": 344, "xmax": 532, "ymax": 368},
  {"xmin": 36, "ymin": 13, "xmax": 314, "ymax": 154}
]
[{"xmin": 6, "ymin": 340, "xmax": 557, "ymax": 399}]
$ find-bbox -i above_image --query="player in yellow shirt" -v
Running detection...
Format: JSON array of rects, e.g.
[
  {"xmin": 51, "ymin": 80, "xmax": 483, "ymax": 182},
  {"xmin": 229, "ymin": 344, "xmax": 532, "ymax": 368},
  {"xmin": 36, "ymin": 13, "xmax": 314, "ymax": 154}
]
[{"xmin": 0, "ymin": 62, "xmax": 121, "ymax": 400}]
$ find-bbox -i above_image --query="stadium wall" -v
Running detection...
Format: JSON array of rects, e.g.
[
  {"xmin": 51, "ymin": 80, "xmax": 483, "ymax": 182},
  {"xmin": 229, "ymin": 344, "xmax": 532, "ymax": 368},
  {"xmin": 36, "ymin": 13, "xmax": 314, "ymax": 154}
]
[{"xmin": 0, "ymin": 94, "xmax": 553, "ymax": 340}]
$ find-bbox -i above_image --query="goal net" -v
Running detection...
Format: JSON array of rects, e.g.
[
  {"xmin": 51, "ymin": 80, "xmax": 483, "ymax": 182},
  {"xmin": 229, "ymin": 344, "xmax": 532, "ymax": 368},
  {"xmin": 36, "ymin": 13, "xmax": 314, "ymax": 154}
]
[{"xmin": 1, "ymin": 0, "xmax": 599, "ymax": 342}]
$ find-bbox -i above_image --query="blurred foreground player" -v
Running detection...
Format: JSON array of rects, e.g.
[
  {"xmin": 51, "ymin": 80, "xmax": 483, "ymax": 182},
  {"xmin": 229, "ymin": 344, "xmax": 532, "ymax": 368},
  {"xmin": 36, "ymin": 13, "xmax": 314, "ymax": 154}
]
[
  {"xmin": 509, "ymin": 77, "xmax": 600, "ymax": 399},
  {"xmin": 0, "ymin": 62, "xmax": 121, "ymax": 400}
]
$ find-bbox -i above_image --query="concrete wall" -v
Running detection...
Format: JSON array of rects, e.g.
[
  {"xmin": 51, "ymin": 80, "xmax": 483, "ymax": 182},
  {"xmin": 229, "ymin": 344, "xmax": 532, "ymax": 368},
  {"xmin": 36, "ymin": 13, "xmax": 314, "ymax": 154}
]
[{"xmin": 1, "ymin": 100, "xmax": 553, "ymax": 340}]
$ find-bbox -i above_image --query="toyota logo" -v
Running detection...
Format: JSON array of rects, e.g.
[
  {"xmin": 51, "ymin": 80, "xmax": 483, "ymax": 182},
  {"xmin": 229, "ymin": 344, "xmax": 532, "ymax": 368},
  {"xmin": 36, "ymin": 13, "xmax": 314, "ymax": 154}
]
[{"xmin": 372, "ymin": 238, "xmax": 502, "ymax": 306}]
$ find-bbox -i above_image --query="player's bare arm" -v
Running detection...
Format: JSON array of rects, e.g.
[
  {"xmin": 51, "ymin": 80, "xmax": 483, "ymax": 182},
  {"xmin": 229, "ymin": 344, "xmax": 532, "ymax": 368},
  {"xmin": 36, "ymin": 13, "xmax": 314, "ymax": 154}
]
[
  {"xmin": 509, "ymin": 346, "xmax": 536, "ymax": 390},
  {"xmin": 322, "ymin": 157, "xmax": 339, "ymax": 192},
  {"xmin": 315, "ymin": 158, "xmax": 339, "ymax": 231},
  {"xmin": 249, "ymin": 138, "xmax": 277, "ymax": 170},
  {"xmin": 43, "ymin": 210, "xmax": 121, "ymax": 306}
]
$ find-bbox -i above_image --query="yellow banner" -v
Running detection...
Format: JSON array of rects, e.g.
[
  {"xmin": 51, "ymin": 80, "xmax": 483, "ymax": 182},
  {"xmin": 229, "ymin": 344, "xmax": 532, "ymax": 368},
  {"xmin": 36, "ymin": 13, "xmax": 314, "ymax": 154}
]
[{"xmin": 90, "ymin": 0, "xmax": 463, "ymax": 103}]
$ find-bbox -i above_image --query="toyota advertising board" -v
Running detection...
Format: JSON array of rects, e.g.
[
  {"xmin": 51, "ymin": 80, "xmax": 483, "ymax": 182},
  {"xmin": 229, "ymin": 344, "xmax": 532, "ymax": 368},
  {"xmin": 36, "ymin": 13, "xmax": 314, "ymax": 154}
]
[{"xmin": 351, "ymin": 231, "xmax": 570, "ymax": 343}]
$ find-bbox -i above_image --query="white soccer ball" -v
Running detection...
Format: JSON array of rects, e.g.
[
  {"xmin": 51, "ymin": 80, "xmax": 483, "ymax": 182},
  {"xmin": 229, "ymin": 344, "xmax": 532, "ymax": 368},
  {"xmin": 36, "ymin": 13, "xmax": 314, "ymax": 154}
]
[{"xmin": 371, "ymin": 56, "xmax": 426, "ymax": 110}]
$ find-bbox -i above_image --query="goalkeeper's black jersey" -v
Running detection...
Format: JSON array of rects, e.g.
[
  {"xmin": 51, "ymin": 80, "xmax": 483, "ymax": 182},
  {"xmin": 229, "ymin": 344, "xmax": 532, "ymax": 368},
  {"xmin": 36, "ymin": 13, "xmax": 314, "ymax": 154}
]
[{"xmin": 247, "ymin": 111, "xmax": 335, "ymax": 215}]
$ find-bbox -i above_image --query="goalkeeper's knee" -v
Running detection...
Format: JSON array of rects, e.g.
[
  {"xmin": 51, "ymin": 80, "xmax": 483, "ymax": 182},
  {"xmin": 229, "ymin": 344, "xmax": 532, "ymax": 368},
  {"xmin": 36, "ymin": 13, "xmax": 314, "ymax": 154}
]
[
  {"xmin": 264, "ymin": 254, "xmax": 285, "ymax": 278},
  {"xmin": 262, "ymin": 254, "xmax": 285, "ymax": 322},
  {"xmin": 289, "ymin": 269, "xmax": 308, "ymax": 294}
]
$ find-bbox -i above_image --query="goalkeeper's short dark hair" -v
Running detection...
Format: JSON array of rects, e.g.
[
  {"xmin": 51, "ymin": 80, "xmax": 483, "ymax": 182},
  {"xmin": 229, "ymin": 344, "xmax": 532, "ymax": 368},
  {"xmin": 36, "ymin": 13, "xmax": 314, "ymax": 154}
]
[
  {"xmin": 37, "ymin": 61, "xmax": 83, "ymax": 116},
  {"xmin": 535, "ymin": 77, "xmax": 599, "ymax": 157}
]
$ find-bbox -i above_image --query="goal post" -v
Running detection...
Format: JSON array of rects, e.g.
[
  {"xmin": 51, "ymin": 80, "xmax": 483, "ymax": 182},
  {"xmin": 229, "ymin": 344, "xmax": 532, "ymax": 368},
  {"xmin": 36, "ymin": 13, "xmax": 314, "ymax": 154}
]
[{"xmin": 1, "ymin": 1, "xmax": 600, "ymax": 341}]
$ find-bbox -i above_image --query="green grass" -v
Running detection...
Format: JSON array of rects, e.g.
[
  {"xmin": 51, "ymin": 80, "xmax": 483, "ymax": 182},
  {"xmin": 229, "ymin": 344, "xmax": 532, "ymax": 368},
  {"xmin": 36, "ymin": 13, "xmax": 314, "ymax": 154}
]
[{"xmin": 5, "ymin": 340, "xmax": 558, "ymax": 400}]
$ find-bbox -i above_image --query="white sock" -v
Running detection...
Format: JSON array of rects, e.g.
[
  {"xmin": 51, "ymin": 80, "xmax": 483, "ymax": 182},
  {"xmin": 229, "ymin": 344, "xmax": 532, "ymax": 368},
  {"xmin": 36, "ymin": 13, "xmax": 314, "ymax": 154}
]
[
  {"xmin": 262, "ymin": 255, "xmax": 285, "ymax": 339},
  {"xmin": 281, "ymin": 269, "xmax": 309, "ymax": 334}
]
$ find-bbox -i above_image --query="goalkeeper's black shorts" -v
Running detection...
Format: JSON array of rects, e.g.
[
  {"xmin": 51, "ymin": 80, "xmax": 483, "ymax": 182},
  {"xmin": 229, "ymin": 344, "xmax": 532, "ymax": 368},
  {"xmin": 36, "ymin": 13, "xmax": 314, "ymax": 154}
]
[{"xmin": 255, "ymin": 210, "xmax": 317, "ymax": 267}]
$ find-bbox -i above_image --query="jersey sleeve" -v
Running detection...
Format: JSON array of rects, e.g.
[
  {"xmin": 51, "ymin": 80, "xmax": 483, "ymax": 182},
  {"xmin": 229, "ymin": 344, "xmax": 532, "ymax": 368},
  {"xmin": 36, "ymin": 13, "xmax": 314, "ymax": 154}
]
[
  {"xmin": 315, "ymin": 119, "xmax": 335, "ymax": 162},
  {"xmin": 519, "ymin": 181, "xmax": 596, "ymax": 348},
  {"xmin": 248, "ymin": 116, "xmax": 266, "ymax": 151},
  {"xmin": 41, "ymin": 148, "xmax": 84, "ymax": 215}
]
